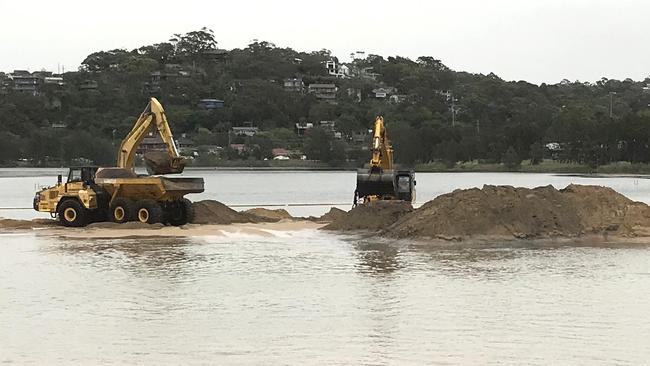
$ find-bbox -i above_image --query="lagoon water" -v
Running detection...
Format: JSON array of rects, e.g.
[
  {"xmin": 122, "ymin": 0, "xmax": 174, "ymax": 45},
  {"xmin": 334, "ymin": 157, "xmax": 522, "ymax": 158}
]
[{"xmin": 1, "ymin": 169, "xmax": 650, "ymax": 365}]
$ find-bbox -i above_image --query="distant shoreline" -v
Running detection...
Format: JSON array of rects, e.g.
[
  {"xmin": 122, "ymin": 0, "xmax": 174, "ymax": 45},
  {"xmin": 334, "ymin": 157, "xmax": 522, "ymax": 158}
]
[{"xmin": 4, "ymin": 160, "xmax": 650, "ymax": 175}]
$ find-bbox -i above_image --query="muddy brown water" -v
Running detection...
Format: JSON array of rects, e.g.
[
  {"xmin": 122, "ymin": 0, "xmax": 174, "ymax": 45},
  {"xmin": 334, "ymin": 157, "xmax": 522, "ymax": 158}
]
[{"xmin": 2, "ymin": 170, "xmax": 650, "ymax": 364}]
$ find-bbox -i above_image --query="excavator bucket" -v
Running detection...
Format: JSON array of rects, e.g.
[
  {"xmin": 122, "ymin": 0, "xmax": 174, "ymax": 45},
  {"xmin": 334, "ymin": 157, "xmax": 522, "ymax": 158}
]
[
  {"xmin": 144, "ymin": 150, "xmax": 186, "ymax": 175},
  {"xmin": 355, "ymin": 168, "xmax": 396, "ymax": 199}
]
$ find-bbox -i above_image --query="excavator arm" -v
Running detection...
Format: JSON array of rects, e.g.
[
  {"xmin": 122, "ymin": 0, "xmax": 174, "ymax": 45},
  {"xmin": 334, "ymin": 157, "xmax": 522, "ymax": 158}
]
[
  {"xmin": 117, "ymin": 98, "xmax": 185, "ymax": 175},
  {"xmin": 369, "ymin": 116, "xmax": 393, "ymax": 171}
]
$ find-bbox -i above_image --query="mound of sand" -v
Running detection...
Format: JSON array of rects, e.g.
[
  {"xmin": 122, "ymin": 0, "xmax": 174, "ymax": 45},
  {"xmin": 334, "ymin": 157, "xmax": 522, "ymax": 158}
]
[
  {"xmin": 319, "ymin": 207, "xmax": 347, "ymax": 222},
  {"xmin": 243, "ymin": 208, "xmax": 293, "ymax": 222},
  {"xmin": 383, "ymin": 184, "xmax": 650, "ymax": 240},
  {"xmin": 191, "ymin": 200, "xmax": 254, "ymax": 225},
  {"xmin": 323, "ymin": 200, "xmax": 413, "ymax": 232}
]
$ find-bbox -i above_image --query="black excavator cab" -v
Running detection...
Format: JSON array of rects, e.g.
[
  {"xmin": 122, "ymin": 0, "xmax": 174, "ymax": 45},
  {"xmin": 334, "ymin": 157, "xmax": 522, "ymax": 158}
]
[{"xmin": 394, "ymin": 170, "xmax": 416, "ymax": 202}]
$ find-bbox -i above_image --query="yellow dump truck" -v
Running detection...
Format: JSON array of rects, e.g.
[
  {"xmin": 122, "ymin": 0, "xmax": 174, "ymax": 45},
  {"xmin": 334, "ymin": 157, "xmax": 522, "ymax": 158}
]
[{"xmin": 33, "ymin": 98, "xmax": 205, "ymax": 227}]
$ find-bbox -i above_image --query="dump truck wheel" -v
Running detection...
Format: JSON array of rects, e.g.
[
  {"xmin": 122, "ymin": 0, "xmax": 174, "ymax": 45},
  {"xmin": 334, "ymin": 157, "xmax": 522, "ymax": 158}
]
[
  {"xmin": 135, "ymin": 199, "xmax": 163, "ymax": 224},
  {"xmin": 58, "ymin": 199, "xmax": 89, "ymax": 227},
  {"xmin": 110, "ymin": 198, "xmax": 135, "ymax": 223},
  {"xmin": 167, "ymin": 198, "xmax": 194, "ymax": 226}
]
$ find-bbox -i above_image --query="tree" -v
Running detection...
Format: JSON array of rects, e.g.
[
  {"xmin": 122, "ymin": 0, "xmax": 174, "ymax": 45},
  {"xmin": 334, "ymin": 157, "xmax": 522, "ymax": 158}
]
[
  {"xmin": 502, "ymin": 146, "xmax": 522, "ymax": 169},
  {"xmin": 303, "ymin": 128, "xmax": 332, "ymax": 161},
  {"xmin": 529, "ymin": 142, "xmax": 544, "ymax": 165}
]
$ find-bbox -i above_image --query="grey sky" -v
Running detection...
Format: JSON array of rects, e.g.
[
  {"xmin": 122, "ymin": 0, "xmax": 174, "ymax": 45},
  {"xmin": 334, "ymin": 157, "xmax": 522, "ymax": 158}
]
[{"xmin": 1, "ymin": 0, "xmax": 648, "ymax": 84}]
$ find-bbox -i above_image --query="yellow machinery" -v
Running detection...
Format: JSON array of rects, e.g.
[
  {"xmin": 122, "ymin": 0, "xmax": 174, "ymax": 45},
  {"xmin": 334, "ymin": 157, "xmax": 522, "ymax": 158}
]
[
  {"xmin": 118, "ymin": 97, "xmax": 186, "ymax": 175},
  {"xmin": 33, "ymin": 98, "xmax": 204, "ymax": 227},
  {"xmin": 355, "ymin": 116, "xmax": 415, "ymax": 205}
]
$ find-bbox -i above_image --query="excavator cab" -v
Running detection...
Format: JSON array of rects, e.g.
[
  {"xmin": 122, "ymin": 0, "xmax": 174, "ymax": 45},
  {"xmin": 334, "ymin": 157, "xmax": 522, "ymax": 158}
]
[{"xmin": 394, "ymin": 170, "xmax": 416, "ymax": 202}]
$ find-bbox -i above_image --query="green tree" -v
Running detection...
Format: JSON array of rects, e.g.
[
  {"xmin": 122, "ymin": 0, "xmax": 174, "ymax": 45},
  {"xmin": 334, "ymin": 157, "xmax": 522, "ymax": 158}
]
[
  {"xmin": 303, "ymin": 128, "xmax": 332, "ymax": 161},
  {"xmin": 502, "ymin": 146, "xmax": 522, "ymax": 169},
  {"xmin": 529, "ymin": 142, "xmax": 544, "ymax": 165}
]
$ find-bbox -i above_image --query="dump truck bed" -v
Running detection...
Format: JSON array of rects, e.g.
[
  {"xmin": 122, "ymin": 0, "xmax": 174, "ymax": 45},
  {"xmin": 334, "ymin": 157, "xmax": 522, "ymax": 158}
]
[{"xmin": 95, "ymin": 176, "xmax": 204, "ymax": 201}]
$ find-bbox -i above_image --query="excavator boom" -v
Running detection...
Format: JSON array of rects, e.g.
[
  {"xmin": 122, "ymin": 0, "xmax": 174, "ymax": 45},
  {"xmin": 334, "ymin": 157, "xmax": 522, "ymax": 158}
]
[{"xmin": 117, "ymin": 98, "xmax": 185, "ymax": 175}]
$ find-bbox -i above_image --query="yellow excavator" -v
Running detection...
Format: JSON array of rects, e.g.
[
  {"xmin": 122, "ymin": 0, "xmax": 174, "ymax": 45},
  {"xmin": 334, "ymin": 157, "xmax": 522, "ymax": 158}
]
[
  {"xmin": 33, "ymin": 98, "xmax": 204, "ymax": 227},
  {"xmin": 354, "ymin": 116, "xmax": 416, "ymax": 205},
  {"xmin": 118, "ymin": 97, "xmax": 186, "ymax": 175}
]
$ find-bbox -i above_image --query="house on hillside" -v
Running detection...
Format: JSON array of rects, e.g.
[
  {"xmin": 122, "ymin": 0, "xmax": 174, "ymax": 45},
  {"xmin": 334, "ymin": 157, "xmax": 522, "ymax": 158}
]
[
  {"xmin": 197, "ymin": 99, "xmax": 224, "ymax": 109},
  {"xmin": 137, "ymin": 134, "xmax": 166, "ymax": 154},
  {"xmin": 308, "ymin": 83, "xmax": 337, "ymax": 102},
  {"xmin": 283, "ymin": 78, "xmax": 304, "ymax": 92},
  {"xmin": 325, "ymin": 59, "xmax": 350, "ymax": 78},
  {"xmin": 271, "ymin": 148, "xmax": 291, "ymax": 160},
  {"xmin": 319, "ymin": 120, "xmax": 336, "ymax": 130},
  {"xmin": 371, "ymin": 86, "xmax": 397, "ymax": 98},
  {"xmin": 9, "ymin": 71, "xmax": 40, "ymax": 96},
  {"xmin": 389, "ymin": 94, "xmax": 408, "ymax": 103},
  {"xmin": 44, "ymin": 77, "xmax": 64, "ymax": 86},
  {"xmin": 79, "ymin": 80, "xmax": 98, "ymax": 91},
  {"xmin": 229, "ymin": 144, "xmax": 247, "ymax": 154},
  {"xmin": 202, "ymin": 48, "xmax": 228, "ymax": 61},
  {"xmin": 295, "ymin": 122, "xmax": 314, "ymax": 136},
  {"xmin": 231, "ymin": 126, "xmax": 259, "ymax": 137}
]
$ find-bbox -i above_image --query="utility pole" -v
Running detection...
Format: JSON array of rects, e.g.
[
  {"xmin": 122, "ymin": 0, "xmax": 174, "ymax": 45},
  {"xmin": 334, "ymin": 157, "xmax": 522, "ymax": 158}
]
[
  {"xmin": 609, "ymin": 91, "xmax": 617, "ymax": 118},
  {"xmin": 451, "ymin": 95, "xmax": 457, "ymax": 127}
]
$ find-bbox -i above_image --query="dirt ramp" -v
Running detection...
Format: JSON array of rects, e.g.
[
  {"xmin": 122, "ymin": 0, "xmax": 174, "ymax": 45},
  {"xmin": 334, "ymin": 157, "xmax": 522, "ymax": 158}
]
[
  {"xmin": 191, "ymin": 200, "xmax": 254, "ymax": 224},
  {"xmin": 323, "ymin": 201, "xmax": 412, "ymax": 232}
]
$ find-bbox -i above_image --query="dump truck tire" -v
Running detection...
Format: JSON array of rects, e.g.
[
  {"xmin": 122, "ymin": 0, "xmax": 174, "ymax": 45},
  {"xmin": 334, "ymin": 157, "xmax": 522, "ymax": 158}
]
[
  {"xmin": 135, "ymin": 199, "xmax": 163, "ymax": 224},
  {"xmin": 167, "ymin": 198, "xmax": 194, "ymax": 226},
  {"xmin": 110, "ymin": 198, "xmax": 135, "ymax": 223},
  {"xmin": 58, "ymin": 199, "xmax": 89, "ymax": 227}
]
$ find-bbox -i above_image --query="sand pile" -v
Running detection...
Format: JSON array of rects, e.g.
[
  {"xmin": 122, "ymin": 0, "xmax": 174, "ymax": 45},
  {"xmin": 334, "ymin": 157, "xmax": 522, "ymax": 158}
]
[
  {"xmin": 383, "ymin": 184, "xmax": 650, "ymax": 240},
  {"xmin": 191, "ymin": 200, "xmax": 255, "ymax": 224},
  {"xmin": 323, "ymin": 200, "xmax": 413, "ymax": 232},
  {"xmin": 319, "ymin": 207, "xmax": 347, "ymax": 222},
  {"xmin": 243, "ymin": 208, "xmax": 293, "ymax": 222},
  {"xmin": 192, "ymin": 201, "xmax": 299, "ymax": 224}
]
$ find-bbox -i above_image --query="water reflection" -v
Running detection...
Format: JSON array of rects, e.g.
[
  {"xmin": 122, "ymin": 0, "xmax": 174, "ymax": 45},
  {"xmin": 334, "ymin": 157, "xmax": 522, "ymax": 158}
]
[
  {"xmin": 49, "ymin": 236, "xmax": 205, "ymax": 279},
  {"xmin": 351, "ymin": 239, "xmax": 404, "ymax": 275}
]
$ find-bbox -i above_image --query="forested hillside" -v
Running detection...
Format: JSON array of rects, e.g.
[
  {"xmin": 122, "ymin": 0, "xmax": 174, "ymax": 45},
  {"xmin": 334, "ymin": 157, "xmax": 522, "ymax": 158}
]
[{"xmin": 1, "ymin": 28, "xmax": 650, "ymax": 169}]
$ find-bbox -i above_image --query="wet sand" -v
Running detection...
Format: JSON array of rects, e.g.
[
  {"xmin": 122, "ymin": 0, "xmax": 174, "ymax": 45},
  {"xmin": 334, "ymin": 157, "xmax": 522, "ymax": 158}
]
[{"xmin": 37, "ymin": 220, "xmax": 326, "ymax": 239}]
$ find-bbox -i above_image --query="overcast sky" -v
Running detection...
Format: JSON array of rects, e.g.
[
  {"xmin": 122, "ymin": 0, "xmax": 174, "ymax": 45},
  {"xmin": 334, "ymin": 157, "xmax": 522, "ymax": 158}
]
[{"xmin": 1, "ymin": 0, "xmax": 648, "ymax": 84}]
